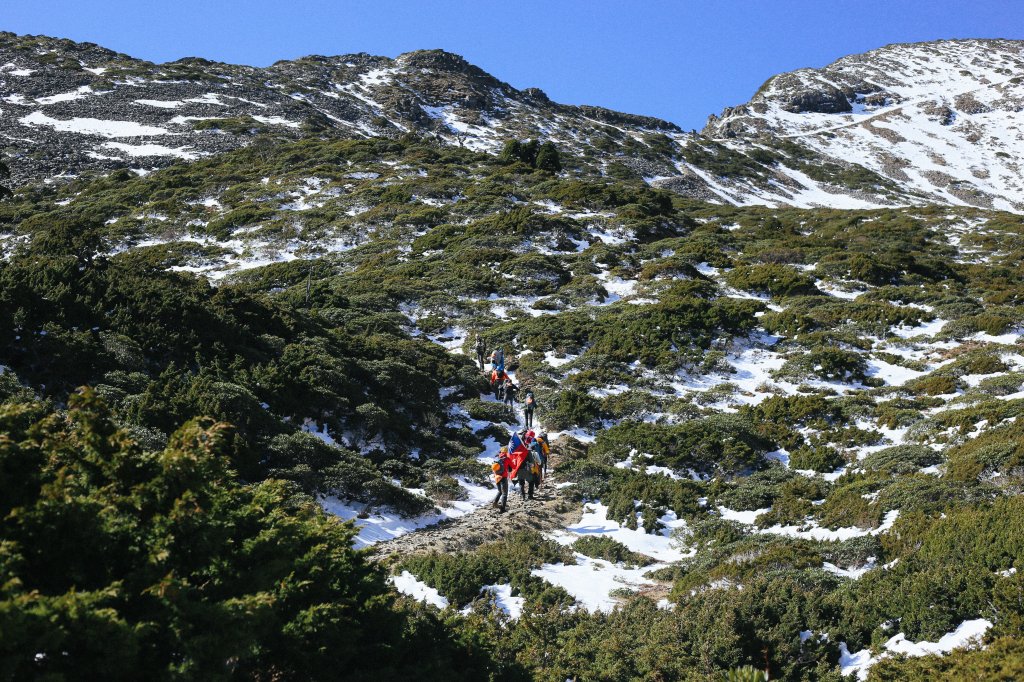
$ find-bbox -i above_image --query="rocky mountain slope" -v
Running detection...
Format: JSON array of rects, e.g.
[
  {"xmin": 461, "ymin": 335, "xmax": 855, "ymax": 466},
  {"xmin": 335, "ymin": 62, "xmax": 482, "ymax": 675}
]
[
  {"xmin": 4, "ymin": 33, "xmax": 1024, "ymax": 212},
  {"xmin": 705, "ymin": 39, "xmax": 1024, "ymax": 211},
  {"xmin": 0, "ymin": 31, "xmax": 678, "ymax": 184}
]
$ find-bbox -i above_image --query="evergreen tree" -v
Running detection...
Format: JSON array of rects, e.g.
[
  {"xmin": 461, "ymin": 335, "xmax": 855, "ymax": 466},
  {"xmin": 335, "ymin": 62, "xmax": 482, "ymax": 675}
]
[
  {"xmin": 500, "ymin": 139, "xmax": 559, "ymax": 170},
  {"xmin": 499, "ymin": 139, "xmax": 524, "ymax": 165},
  {"xmin": 0, "ymin": 390, "xmax": 500, "ymax": 680},
  {"xmin": 0, "ymin": 159, "xmax": 10, "ymax": 200},
  {"xmin": 520, "ymin": 139, "xmax": 540, "ymax": 166},
  {"xmin": 534, "ymin": 141, "xmax": 562, "ymax": 172}
]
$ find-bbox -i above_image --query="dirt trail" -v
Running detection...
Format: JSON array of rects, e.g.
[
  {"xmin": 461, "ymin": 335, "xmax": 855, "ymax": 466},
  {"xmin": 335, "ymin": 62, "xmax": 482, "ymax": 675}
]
[
  {"xmin": 372, "ymin": 362, "xmax": 584, "ymax": 561},
  {"xmin": 371, "ymin": 443, "xmax": 582, "ymax": 561}
]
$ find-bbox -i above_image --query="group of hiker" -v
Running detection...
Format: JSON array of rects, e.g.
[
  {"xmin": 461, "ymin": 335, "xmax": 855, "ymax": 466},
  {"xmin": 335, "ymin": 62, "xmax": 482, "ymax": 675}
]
[
  {"xmin": 474, "ymin": 335, "xmax": 549, "ymax": 513},
  {"xmin": 491, "ymin": 428, "xmax": 550, "ymax": 513},
  {"xmin": 474, "ymin": 336, "xmax": 538, "ymax": 426}
]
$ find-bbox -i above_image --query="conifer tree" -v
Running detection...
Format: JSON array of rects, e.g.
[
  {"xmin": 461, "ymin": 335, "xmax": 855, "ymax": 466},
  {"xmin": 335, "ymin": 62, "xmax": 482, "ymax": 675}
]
[
  {"xmin": 499, "ymin": 139, "xmax": 524, "ymax": 165},
  {"xmin": 0, "ymin": 159, "xmax": 11, "ymax": 200},
  {"xmin": 535, "ymin": 141, "xmax": 562, "ymax": 172},
  {"xmin": 520, "ymin": 139, "xmax": 540, "ymax": 165}
]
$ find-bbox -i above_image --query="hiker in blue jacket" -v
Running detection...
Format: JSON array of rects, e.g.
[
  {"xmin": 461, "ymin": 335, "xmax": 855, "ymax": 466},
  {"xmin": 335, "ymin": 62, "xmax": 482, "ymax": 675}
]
[{"xmin": 491, "ymin": 347, "xmax": 505, "ymax": 373}]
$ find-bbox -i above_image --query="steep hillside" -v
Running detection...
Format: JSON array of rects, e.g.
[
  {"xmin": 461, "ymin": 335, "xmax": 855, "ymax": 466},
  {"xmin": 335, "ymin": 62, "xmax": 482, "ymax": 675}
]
[
  {"xmin": 2, "ymin": 32, "xmax": 1024, "ymax": 681},
  {"xmin": 2, "ymin": 133, "xmax": 1023, "ymax": 679},
  {"xmin": 704, "ymin": 39, "xmax": 1024, "ymax": 211}
]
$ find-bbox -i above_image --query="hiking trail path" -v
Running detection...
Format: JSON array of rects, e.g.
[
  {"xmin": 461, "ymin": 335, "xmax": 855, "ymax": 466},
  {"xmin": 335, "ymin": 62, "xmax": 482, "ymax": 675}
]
[
  {"xmin": 370, "ymin": 359, "xmax": 675, "ymax": 606},
  {"xmin": 372, "ymin": 361, "xmax": 583, "ymax": 560},
  {"xmin": 371, "ymin": 444, "xmax": 581, "ymax": 560}
]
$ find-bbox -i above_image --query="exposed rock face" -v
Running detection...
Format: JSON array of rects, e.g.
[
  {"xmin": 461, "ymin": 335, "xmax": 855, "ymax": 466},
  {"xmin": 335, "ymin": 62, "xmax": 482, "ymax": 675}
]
[{"xmin": 767, "ymin": 74, "xmax": 859, "ymax": 114}]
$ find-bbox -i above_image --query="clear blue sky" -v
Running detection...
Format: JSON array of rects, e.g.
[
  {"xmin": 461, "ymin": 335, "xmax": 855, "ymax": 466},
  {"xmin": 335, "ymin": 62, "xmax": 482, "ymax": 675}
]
[{"xmin": 5, "ymin": 1, "xmax": 1023, "ymax": 130}]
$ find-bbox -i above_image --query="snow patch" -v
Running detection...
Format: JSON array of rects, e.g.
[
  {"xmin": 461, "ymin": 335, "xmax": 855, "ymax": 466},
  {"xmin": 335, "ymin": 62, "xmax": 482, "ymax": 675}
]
[
  {"xmin": 391, "ymin": 571, "xmax": 449, "ymax": 609},
  {"xmin": 20, "ymin": 111, "xmax": 169, "ymax": 137}
]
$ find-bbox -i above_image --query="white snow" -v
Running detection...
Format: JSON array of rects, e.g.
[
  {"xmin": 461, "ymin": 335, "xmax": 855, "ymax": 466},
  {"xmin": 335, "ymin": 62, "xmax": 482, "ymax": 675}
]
[
  {"xmin": 252, "ymin": 115, "xmax": 301, "ymax": 129},
  {"xmin": 102, "ymin": 142, "xmax": 199, "ymax": 159},
  {"xmin": 36, "ymin": 86, "xmax": 94, "ymax": 105},
  {"xmin": 480, "ymin": 584, "xmax": 525, "ymax": 619},
  {"xmin": 20, "ymin": 111, "xmax": 169, "ymax": 137},
  {"xmin": 532, "ymin": 554, "xmax": 659, "ymax": 612},
  {"xmin": 554, "ymin": 502, "xmax": 688, "ymax": 563},
  {"xmin": 544, "ymin": 351, "xmax": 576, "ymax": 367},
  {"xmin": 840, "ymin": 618, "xmax": 992, "ymax": 680},
  {"xmin": 134, "ymin": 99, "xmax": 186, "ymax": 109},
  {"xmin": 866, "ymin": 358, "xmax": 927, "ymax": 386},
  {"xmin": 184, "ymin": 93, "xmax": 225, "ymax": 105},
  {"xmin": 302, "ymin": 419, "xmax": 339, "ymax": 447},
  {"xmin": 823, "ymin": 557, "xmax": 877, "ymax": 580},
  {"xmin": 596, "ymin": 272, "xmax": 639, "ymax": 302},
  {"xmin": 390, "ymin": 571, "xmax": 449, "ymax": 609},
  {"xmin": 2, "ymin": 66, "xmax": 35, "ymax": 76},
  {"xmin": 717, "ymin": 506, "xmax": 770, "ymax": 524},
  {"xmin": 761, "ymin": 509, "xmax": 900, "ymax": 542},
  {"xmin": 320, "ymin": 466, "xmax": 495, "ymax": 551},
  {"xmin": 893, "ymin": 317, "xmax": 949, "ymax": 339}
]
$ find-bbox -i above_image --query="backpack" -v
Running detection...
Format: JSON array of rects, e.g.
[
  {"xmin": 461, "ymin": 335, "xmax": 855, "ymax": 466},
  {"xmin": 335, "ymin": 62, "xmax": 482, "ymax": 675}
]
[{"xmin": 493, "ymin": 458, "xmax": 508, "ymax": 483}]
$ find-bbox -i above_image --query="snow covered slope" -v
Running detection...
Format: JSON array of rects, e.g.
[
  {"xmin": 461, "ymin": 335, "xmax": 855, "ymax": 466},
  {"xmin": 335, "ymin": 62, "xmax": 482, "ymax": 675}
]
[{"xmin": 703, "ymin": 39, "xmax": 1024, "ymax": 211}]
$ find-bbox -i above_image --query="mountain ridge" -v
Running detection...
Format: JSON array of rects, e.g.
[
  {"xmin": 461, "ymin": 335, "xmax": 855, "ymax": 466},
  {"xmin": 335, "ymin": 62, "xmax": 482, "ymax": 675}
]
[{"xmin": 3, "ymin": 32, "xmax": 1024, "ymax": 212}]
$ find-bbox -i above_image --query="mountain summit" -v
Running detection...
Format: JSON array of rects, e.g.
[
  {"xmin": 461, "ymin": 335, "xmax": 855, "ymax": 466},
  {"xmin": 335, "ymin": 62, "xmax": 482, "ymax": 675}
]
[{"xmin": 704, "ymin": 39, "xmax": 1024, "ymax": 211}]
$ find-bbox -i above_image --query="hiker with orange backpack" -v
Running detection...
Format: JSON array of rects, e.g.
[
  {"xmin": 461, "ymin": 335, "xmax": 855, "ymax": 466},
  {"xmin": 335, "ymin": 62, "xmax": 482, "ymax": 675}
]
[
  {"xmin": 491, "ymin": 446, "xmax": 511, "ymax": 513},
  {"xmin": 491, "ymin": 368, "xmax": 507, "ymax": 400},
  {"xmin": 530, "ymin": 436, "xmax": 546, "ymax": 490},
  {"xmin": 535, "ymin": 432, "xmax": 550, "ymax": 478},
  {"xmin": 523, "ymin": 389, "xmax": 537, "ymax": 429}
]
